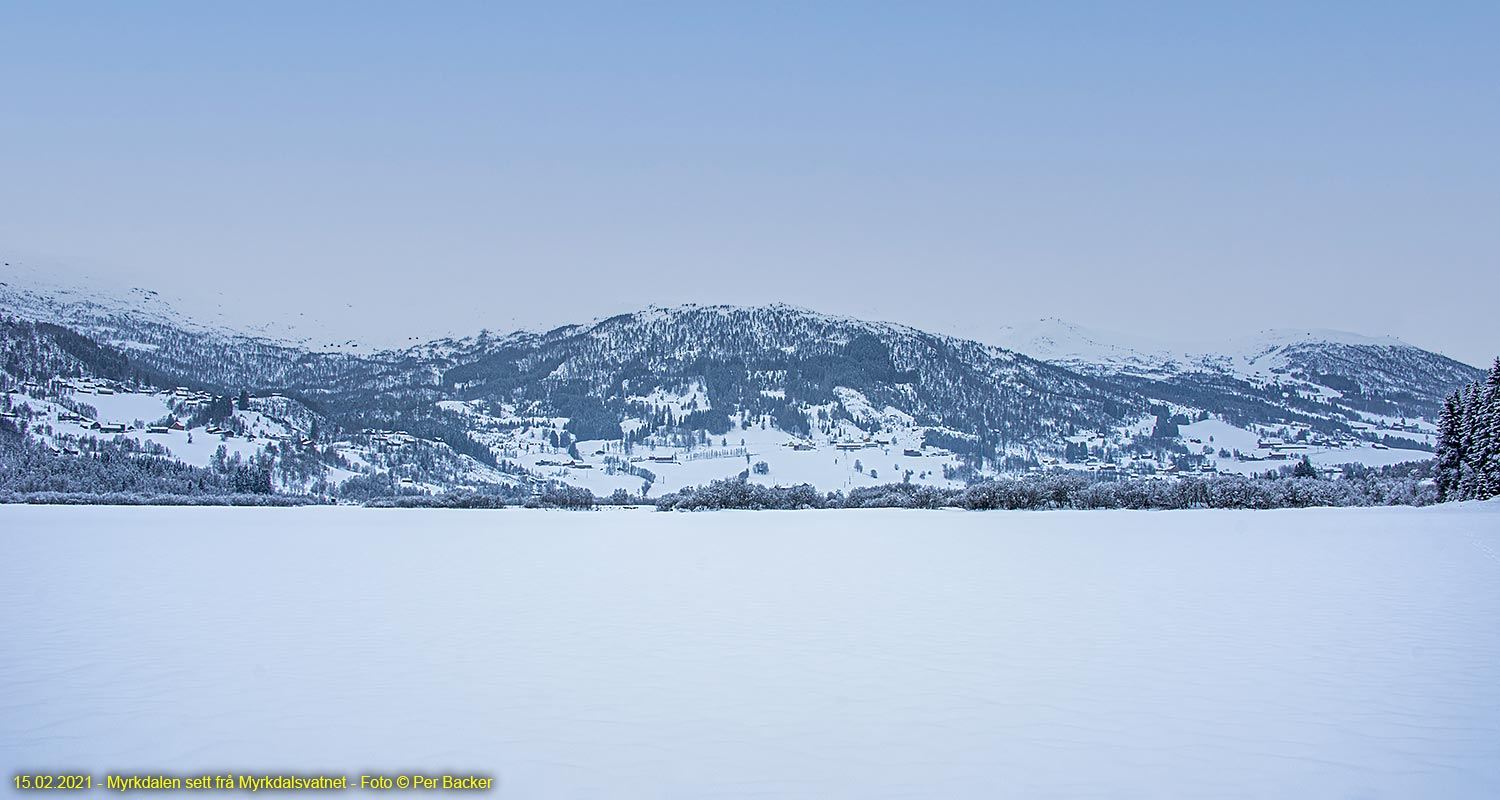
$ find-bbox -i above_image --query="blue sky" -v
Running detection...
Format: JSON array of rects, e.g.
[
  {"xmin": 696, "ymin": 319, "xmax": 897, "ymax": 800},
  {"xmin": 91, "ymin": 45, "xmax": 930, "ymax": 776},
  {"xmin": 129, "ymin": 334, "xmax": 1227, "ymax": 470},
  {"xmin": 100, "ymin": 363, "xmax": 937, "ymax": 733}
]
[{"xmin": 2, "ymin": 2, "xmax": 1496, "ymax": 363}]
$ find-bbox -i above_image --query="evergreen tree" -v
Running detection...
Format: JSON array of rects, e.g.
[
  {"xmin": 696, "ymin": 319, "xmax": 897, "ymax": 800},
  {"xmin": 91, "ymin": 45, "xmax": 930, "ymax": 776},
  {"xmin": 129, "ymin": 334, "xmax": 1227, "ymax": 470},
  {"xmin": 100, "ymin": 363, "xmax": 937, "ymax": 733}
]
[
  {"xmin": 1480, "ymin": 359, "xmax": 1500, "ymax": 498},
  {"xmin": 1458, "ymin": 382, "xmax": 1484, "ymax": 499},
  {"xmin": 1150, "ymin": 413, "xmax": 1179, "ymax": 440},
  {"xmin": 209, "ymin": 394, "xmax": 233, "ymax": 421},
  {"xmin": 1437, "ymin": 357, "xmax": 1500, "ymax": 502},
  {"xmin": 1436, "ymin": 389, "xmax": 1464, "ymax": 501}
]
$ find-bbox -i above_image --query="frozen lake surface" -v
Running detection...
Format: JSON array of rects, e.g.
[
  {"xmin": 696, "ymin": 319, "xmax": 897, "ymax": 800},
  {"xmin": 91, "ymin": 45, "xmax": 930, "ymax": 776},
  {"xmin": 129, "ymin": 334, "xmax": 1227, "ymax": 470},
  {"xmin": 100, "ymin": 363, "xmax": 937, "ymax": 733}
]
[{"xmin": 3, "ymin": 503, "xmax": 1499, "ymax": 798}]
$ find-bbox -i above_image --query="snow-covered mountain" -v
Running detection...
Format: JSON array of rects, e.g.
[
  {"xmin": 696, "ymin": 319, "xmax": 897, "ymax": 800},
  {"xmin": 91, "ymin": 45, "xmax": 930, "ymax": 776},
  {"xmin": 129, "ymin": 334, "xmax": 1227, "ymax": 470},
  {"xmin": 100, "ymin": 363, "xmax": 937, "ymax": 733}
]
[
  {"xmin": 989, "ymin": 317, "xmax": 1192, "ymax": 374},
  {"xmin": 0, "ymin": 253, "xmax": 399, "ymax": 354},
  {"xmin": 993, "ymin": 317, "xmax": 1478, "ymax": 419},
  {"xmin": 1, "ymin": 271, "xmax": 1485, "ymax": 497},
  {"xmin": 997, "ymin": 317, "xmax": 1450, "ymax": 379}
]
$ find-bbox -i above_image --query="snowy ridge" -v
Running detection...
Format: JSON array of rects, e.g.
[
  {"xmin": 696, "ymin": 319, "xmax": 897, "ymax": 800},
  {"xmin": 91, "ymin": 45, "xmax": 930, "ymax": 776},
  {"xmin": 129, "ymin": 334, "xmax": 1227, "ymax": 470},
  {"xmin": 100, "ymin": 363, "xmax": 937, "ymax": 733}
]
[
  {"xmin": 1, "ymin": 251, "xmax": 417, "ymax": 354},
  {"xmin": 987, "ymin": 317, "xmax": 1191, "ymax": 375},
  {"xmin": 0, "ymin": 254, "xmax": 220, "ymax": 338},
  {"xmin": 1245, "ymin": 327, "xmax": 1410, "ymax": 349},
  {"xmin": 990, "ymin": 317, "xmax": 1423, "ymax": 377}
]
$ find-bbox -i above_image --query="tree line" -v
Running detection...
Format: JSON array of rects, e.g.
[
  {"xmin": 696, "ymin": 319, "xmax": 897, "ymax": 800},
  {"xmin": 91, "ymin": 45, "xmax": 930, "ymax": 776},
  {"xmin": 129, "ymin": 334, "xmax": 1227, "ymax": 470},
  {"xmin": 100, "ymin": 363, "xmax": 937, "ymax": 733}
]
[
  {"xmin": 653, "ymin": 465, "xmax": 1439, "ymax": 512},
  {"xmin": 1436, "ymin": 357, "xmax": 1500, "ymax": 502}
]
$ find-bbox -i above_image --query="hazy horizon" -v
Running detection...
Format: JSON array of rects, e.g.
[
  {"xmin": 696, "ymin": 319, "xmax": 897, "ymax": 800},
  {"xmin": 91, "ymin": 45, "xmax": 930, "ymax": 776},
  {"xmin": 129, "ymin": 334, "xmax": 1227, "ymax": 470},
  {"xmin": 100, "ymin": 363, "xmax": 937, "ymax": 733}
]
[
  {"xmin": 2, "ymin": 4, "xmax": 1496, "ymax": 364},
  {"xmin": 3, "ymin": 246, "xmax": 1488, "ymax": 370}
]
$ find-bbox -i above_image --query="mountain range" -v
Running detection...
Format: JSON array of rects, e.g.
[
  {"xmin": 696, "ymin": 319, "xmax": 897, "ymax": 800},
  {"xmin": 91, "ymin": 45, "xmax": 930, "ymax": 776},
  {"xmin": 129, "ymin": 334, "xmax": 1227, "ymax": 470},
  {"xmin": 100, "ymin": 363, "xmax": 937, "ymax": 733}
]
[{"xmin": 0, "ymin": 261, "xmax": 1485, "ymax": 497}]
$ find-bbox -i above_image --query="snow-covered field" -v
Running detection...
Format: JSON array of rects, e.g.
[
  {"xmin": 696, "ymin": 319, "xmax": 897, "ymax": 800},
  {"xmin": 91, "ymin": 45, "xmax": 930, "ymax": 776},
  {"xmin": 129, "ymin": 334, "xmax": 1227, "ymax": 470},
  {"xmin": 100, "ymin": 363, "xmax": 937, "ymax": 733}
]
[{"xmin": 3, "ymin": 504, "xmax": 1498, "ymax": 798}]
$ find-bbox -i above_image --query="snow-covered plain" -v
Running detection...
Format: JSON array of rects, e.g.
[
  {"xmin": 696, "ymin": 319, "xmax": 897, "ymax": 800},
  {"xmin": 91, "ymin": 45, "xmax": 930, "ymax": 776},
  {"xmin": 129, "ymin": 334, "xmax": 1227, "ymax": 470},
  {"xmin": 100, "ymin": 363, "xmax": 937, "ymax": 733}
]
[{"xmin": 3, "ymin": 503, "xmax": 1499, "ymax": 798}]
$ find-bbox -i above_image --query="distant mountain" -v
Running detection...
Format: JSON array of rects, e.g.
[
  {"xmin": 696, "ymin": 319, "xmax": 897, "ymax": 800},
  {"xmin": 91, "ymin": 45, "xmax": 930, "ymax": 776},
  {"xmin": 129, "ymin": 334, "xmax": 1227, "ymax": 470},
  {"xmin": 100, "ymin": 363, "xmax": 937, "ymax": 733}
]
[
  {"xmin": 1, "ymin": 268, "xmax": 1484, "ymax": 497},
  {"xmin": 434, "ymin": 303, "xmax": 1136, "ymax": 447},
  {"xmin": 992, "ymin": 317, "xmax": 1479, "ymax": 421},
  {"xmin": 988, "ymin": 317, "xmax": 1192, "ymax": 375}
]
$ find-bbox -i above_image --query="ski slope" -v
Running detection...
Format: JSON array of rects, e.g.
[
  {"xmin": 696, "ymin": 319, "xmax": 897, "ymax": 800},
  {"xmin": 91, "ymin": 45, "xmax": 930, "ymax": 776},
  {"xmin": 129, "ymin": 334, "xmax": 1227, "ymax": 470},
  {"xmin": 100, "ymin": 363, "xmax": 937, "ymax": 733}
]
[{"xmin": 3, "ymin": 502, "xmax": 1498, "ymax": 798}]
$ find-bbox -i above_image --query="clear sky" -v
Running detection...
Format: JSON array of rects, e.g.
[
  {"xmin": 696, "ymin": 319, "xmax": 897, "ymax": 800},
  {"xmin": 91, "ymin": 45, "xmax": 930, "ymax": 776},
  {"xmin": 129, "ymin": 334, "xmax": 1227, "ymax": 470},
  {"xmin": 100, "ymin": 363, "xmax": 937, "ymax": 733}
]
[{"xmin": 2, "ymin": 2, "xmax": 1496, "ymax": 365}]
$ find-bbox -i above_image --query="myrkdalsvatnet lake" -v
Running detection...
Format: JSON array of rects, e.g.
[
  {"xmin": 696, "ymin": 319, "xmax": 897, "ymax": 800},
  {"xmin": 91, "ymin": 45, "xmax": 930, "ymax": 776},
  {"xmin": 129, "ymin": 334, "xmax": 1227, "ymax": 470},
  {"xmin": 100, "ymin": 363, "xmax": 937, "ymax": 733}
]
[{"xmin": 4, "ymin": 502, "xmax": 1499, "ymax": 798}]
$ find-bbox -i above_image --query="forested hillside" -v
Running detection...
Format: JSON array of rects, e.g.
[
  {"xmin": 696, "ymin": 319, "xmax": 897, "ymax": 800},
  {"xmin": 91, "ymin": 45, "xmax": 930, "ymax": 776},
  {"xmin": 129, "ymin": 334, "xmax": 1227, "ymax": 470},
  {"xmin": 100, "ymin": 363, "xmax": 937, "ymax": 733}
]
[{"xmin": 1, "ymin": 275, "xmax": 1486, "ymax": 500}]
